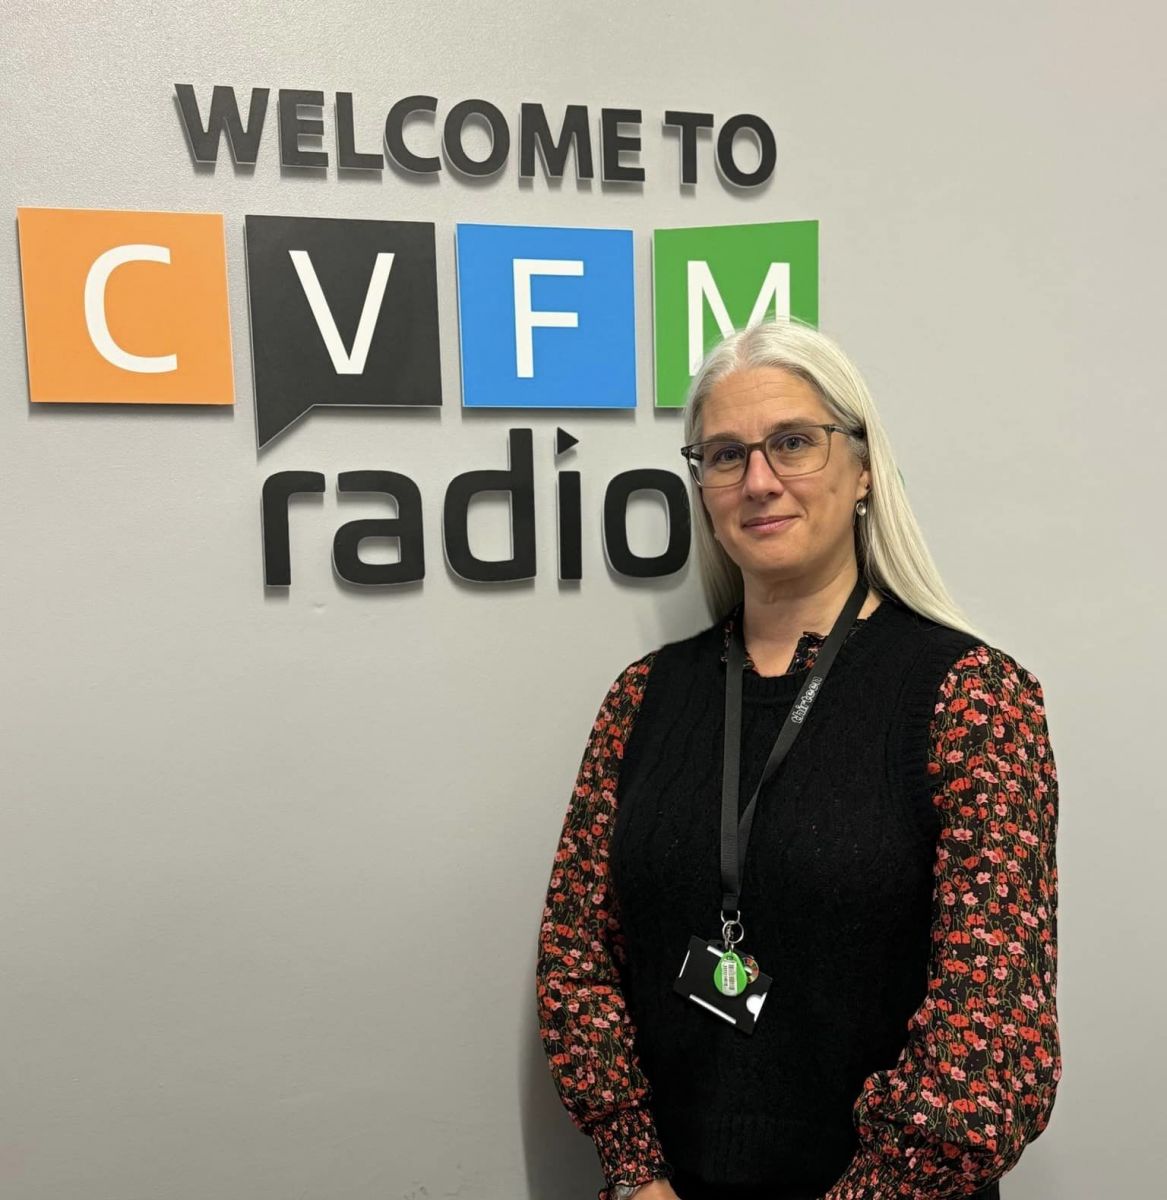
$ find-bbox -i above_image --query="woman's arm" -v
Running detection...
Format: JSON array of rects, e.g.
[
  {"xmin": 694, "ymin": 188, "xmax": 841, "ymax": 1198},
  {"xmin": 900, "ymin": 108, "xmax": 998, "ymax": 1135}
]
[
  {"xmin": 535, "ymin": 653, "xmax": 674, "ymax": 1200},
  {"xmin": 823, "ymin": 644, "xmax": 1061, "ymax": 1199}
]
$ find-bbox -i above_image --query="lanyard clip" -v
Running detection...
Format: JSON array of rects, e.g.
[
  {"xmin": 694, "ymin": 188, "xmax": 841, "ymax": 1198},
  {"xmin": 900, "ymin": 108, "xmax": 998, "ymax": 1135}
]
[{"xmin": 719, "ymin": 909, "xmax": 744, "ymax": 951}]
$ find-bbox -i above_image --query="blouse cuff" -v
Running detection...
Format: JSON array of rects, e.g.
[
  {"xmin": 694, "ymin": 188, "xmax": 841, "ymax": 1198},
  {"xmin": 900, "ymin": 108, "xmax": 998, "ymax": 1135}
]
[
  {"xmin": 588, "ymin": 1104, "xmax": 671, "ymax": 1192},
  {"xmin": 822, "ymin": 1148, "xmax": 909, "ymax": 1200}
]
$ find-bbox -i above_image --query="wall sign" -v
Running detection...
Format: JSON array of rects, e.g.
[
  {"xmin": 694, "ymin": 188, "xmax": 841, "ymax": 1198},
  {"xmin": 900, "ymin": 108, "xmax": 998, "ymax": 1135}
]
[
  {"xmin": 173, "ymin": 86, "xmax": 778, "ymax": 189},
  {"xmin": 456, "ymin": 223, "xmax": 637, "ymax": 410},
  {"xmin": 244, "ymin": 214, "xmax": 442, "ymax": 446},
  {"xmin": 16, "ymin": 207, "xmax": 234, "ymax": 406},
  {"xmin": 261, "ymin": 429, "xmax": 692, "ymax": 588},
  {"xmin": 653, "ymin": 220, "xmax": 818, "ymax": 409},
  {"xmin": 12, "ymin": 86, "xmax": 815, "ymax": 592},
  {"xmin": 17, "ymin": 207, "xmax": 818, "ymax": 439}
]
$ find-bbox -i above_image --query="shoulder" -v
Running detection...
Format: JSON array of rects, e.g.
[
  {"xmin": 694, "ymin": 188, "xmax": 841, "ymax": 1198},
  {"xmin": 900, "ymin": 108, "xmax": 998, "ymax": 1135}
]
[
  {"xmin": 878, "ymin": 595, "xmax": 979, "ymax": 657},
  {"xmin": 653, "ymin": 611, "xmax": 726, "ymax": 661},
  {"xmin": 885, "ymin": 599, "xmax": 1051, "ymax": 771},
  {"xmin": 934, "ymin": 641, "xmax": 1050, "ymax": 731},
  {"xmin": 599, "ymin": 613, "xmax": 725, "ymax": 714},
  {"xmin": 610, "ymin": 612, "xmax": 725, "ymax": 686},
  {"xmin": 887, "ymin": 610, "xmax": 1055, "ymax": 831},
  {"xmin": 600, "ymin": 650, "xmax": 656, "ymax": 715},
  {"xmin": 876, "ymin": 597, "xmax": 1043, "ymax": 700}
]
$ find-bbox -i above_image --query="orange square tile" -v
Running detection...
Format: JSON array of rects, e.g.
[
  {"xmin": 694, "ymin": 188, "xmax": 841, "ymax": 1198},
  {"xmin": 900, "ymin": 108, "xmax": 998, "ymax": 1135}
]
[{"xmin": 17, "ymin": 207, "xmax": 234, "ymax": 405}]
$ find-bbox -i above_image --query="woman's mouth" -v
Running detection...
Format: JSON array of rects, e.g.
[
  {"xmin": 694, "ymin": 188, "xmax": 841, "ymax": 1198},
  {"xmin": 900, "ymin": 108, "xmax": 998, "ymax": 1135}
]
[{"xmin": 742, "ymin": 515, "xmax": 797, "ymax": 533}]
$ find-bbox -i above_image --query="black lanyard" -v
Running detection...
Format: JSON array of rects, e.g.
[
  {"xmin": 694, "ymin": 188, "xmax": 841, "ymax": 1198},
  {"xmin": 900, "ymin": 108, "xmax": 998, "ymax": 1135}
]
[{"xmin": 719, "ymin": 576, "xmax": 870, "ymax": 916}]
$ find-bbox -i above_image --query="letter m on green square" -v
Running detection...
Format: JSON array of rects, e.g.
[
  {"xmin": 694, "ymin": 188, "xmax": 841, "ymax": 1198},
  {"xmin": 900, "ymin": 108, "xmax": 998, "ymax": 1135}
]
[{"xmin": 652, "ymin": 220, "xmax": 819, "ymax": 408}]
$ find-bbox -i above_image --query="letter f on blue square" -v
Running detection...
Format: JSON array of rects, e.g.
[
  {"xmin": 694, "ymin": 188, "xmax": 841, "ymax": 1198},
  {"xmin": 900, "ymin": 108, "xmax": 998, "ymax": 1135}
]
[{"xmin": 456, "ymin": 224, "xmax": 637, "ymax": 408}]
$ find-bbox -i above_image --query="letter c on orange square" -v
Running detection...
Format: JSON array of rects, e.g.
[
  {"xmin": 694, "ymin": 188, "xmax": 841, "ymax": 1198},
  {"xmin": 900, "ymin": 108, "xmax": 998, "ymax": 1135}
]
[{"xmin": 17, "ymin": 207, "xmax": 234, "ymax": 405}]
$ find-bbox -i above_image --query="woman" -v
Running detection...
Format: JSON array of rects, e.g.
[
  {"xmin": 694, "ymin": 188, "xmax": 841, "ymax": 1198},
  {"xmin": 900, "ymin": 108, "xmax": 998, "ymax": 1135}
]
[{"xmin": 535, "ymin": 320, "xmax": 1060, "ymax": 1200}]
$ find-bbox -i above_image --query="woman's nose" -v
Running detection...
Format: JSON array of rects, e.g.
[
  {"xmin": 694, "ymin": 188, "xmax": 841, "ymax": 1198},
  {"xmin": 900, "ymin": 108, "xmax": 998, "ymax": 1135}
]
[{"xmin": 742, "ymin": 446, "xmax": 785, "ymax": 495}]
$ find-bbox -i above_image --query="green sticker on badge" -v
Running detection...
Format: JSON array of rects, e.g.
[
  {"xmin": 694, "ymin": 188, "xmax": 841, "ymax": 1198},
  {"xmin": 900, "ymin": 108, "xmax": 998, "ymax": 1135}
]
[{"xmin": 714, "ymin": 951, "xmax": 748, "ymax": 996}]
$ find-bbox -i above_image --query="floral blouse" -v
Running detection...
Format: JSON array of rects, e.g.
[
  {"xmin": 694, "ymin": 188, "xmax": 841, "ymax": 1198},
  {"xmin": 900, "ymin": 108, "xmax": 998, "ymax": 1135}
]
[{"xmin": 535, "ymin": 612, "xmax": 1061, "ymax": 1200}]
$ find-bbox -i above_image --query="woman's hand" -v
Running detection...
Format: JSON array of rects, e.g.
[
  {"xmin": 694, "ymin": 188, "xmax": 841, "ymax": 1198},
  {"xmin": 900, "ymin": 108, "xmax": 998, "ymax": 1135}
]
[{"xmin": 634, "ymin": 1180, "xmax": 680, "ymax": 1200}]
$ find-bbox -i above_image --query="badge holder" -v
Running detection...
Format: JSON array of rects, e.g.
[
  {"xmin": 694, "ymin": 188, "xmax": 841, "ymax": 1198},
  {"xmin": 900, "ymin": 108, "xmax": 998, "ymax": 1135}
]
[{"xmin": 674, "ymin": 913, "xmax": 773, "ymax": 1035}]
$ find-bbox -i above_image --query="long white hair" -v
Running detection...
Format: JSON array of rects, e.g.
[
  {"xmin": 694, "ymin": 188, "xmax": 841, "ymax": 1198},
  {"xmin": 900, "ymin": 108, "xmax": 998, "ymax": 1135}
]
[{"xmin": 683, "ymin": 318, "xmax": 986, "ymax": 643}]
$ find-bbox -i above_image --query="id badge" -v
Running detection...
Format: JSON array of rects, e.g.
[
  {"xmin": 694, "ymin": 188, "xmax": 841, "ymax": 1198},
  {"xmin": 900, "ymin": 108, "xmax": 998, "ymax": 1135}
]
[{"xmin": 673, "ymin": 935, "xmax": 773, "ymax": 1035}]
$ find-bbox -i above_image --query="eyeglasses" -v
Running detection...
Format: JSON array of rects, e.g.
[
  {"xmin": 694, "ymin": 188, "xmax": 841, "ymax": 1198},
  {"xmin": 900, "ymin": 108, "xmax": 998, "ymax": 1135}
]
[{"xmin": 680, "ymin": 424, "xmax": 853, "ymax": 488}]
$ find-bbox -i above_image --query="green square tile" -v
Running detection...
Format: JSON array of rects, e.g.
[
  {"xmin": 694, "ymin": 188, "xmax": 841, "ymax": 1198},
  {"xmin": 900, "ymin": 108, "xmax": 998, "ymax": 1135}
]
[{"xmin": 652, "ymin": 220, "xmax": 819, "ymax": 409}]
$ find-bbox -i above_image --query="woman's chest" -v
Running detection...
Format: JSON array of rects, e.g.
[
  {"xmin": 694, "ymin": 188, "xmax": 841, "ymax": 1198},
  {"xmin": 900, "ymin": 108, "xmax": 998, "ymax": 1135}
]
[{"xmin": 609, "ymin": 700, "xmax": 937, "ymax": 950}]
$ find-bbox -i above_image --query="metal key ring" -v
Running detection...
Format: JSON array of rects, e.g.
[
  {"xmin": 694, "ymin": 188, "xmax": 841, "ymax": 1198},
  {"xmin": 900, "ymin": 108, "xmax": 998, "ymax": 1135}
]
[{"xmin": 719, "ymin": 911, "xmax": 745, "ymax": 947}]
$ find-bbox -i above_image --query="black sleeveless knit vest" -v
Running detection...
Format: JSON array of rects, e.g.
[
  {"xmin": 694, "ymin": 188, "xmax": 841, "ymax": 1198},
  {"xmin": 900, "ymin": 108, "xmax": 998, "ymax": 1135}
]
[{"xmin": 609, "ymin": 595, "xmax": 980, "ymax": 1196}]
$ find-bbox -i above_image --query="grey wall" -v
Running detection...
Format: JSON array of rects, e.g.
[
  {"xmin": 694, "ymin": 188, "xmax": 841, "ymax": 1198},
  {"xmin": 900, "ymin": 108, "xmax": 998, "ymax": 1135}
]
[{"xmin": 2, "ymin": 2, "xmax": 1162, "ymax": 1197}]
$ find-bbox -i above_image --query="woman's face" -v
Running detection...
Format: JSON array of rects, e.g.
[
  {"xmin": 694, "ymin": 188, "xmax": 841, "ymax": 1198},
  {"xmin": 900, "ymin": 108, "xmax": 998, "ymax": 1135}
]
[{"xmin": 698, "ymin": 366, "xmax": 870, "ymax": 586}]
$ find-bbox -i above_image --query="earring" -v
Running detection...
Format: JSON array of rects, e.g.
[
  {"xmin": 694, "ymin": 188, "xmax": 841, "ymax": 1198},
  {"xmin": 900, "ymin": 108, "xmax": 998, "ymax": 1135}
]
[{"xmin": 855, "ymin": 498, "xmax": 868, "ymax": 517}]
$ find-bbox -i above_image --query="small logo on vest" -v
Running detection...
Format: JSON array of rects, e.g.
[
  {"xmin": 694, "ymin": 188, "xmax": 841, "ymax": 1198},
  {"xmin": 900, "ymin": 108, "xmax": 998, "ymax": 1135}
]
[{"xmin": 790, "ymin": 676, "xmax": 822, "ymax": 723}]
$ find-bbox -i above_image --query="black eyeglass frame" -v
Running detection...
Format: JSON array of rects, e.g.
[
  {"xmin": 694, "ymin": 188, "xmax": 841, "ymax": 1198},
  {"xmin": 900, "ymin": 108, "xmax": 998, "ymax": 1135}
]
[{"xmin": 680, "ymin": 423, "xmax": 855, "ymax": 488}]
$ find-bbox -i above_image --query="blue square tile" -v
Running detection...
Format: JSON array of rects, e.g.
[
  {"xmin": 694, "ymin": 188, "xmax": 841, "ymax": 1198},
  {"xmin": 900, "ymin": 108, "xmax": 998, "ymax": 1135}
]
[{"xmin": 456, "ymin": 223, "xmax": 637, "ymax": 409}]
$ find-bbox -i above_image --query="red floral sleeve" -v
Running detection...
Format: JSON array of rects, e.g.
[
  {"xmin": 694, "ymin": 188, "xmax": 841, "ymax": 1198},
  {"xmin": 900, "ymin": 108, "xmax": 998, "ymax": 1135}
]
[
  {"xmin": 535, "ymin": 654, "xmax": 673, "ymax": 1200},
  {"xmin": 823, "ymin": 645, "xmax": 1061, "ymax": 1199}
]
